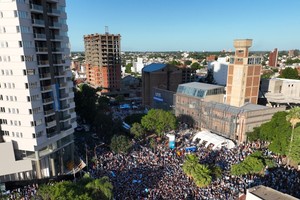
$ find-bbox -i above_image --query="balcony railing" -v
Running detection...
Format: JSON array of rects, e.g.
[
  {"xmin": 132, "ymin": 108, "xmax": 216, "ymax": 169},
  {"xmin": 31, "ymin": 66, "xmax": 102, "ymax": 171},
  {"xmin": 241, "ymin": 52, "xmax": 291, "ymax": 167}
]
[
  {"xmin": 42, "ymin": 97, "xmax": 54, "ymax": 103},
  {"xmin": 47, "ymin": 8, "xmax": 61, "ymax": 15},
  {"xmin": 61, "ymin": 125, "xmax": 72, "ymax": 131},
  {"xmin": 41, "ymin": 85, "xmax": 52, "ymax": 91},
  {"xmin": 30, "ymin": 4, "xmax": 43, "ymax": 12},
  {"xmin": 44, "ymin": 109, "xmax": 55, "ymax": 115},
  {"xmin": 60, "ymin": 114, "xmax": 71, "ymax": 120},
  {"xmin": 36, "ymin": 47, "xmax": 48, "ymax": 52},
  {"xmin": 46, "ymin": 120, "xmax": 56, "ymax": 127},
  {"xmin": 32, "ymin": 19, "xmax": 45, "ymax": 26},
  {"xmin": 60, "ymin": 104, "xmax": 70, "ymax": 110},
  {"xmin": 37, "ymin": 60, "xmax": 49, "ymax": 65},
  {"xmin": 59, "ymin": 93, "xmax": 69, "ymax": 99},
  {"xmin": 39, "ymin": 73, "xmax": 51, "ymax": 79},
  {"xmin": 49, "ymin": 22, "xmax": 62, "ymax": 28},
  {"xmin": 34, "ymin": 33, "xmax": 46, "ymax": 39}
]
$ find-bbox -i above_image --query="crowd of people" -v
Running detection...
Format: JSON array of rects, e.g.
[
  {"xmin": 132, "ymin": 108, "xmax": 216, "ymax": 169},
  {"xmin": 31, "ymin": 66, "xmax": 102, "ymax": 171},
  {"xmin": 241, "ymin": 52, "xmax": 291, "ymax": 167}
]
[
  {"xmin": 1, "ymin": 184, "xmax": 38, "ymax": 200},
  {"xmin": 89, "ymin": 127, "xmax": 300, "ymax": 200}
]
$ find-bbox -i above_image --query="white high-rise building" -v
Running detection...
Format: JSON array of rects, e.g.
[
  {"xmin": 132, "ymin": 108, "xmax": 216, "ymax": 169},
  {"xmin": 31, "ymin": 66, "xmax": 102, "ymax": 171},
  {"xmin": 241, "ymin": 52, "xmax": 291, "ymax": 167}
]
[
  {"xmin": 132, "ymin": 57, "xmax": 144, "ymax": 73},
  {"xmin": 0, "ymin": 0, "xmax": 76, "ymax": 182}
]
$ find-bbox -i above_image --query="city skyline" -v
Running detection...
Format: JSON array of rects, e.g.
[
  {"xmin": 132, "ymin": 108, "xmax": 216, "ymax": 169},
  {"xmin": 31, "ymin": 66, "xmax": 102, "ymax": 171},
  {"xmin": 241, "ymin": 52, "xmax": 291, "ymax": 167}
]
[{"xmin": 66, "ymin": 0, "xmax": 300, "ymax": 52}]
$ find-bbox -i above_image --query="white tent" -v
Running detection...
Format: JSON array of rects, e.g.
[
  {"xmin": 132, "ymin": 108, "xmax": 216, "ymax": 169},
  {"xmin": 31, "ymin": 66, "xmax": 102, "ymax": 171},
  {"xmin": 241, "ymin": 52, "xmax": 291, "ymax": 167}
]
[{"xmin": 192, "ymin": 130, "xmax": 235, "ymax": 150}]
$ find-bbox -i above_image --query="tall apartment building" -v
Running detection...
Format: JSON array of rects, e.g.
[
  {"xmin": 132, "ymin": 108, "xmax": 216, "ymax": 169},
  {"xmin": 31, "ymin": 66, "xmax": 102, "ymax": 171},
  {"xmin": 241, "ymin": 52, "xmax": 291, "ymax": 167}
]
[
  {"xmin": 84, "ymin": 33, "xmax": 121, "ymax": 93},
  {"xmin": 0, "ymin": 0, "xmax": 76, "ymax": 182},
  {"xmin": 268, "ymin": 48, "xmax": 278, "ymax": 67},
  {"xmin": 226, "ymin": 39, "xmax": 262, "ymax": 107}
]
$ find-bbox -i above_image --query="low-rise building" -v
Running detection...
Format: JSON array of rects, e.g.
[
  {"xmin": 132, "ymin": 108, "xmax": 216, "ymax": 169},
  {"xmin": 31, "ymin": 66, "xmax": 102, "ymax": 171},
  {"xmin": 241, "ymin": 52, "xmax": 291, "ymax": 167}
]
[{"xmin": 175, "ymin": 82, "xmax": 285, "ymax": 143}]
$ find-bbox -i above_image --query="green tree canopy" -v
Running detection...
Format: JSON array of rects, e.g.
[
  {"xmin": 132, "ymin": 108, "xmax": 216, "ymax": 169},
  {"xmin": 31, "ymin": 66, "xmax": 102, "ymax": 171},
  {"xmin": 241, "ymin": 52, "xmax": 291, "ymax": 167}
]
[
  {"xmin": 124, "ymin": 113, "xmax": 145, "ymax": 125},
  {"xmin": 290, "ymin": 127, "xmax": 300, "ymax": 164},
  {"xmin": 182, "ymin": 154, "xmax": 212, "ymax": 187},
  {"xmin": 190, "ymin": 62, "xmax": 202, "ymax": 70},
  {"xmin": 130, "ymin": 122, "xmax": 145, "ymax": 139},
  {"xmin": 37, "ymin": 175, "xmax": 113, "ymax": 200},
  {"xmin": 246, "ymin": 111, "xmax": 291, "ymax": 155},
  {"xmin": 125, "ymin": 63, "xmax": 132, "ymax": 73},
  {"xmin": 110, "ymin": 135, "xmax": 132, "ymax": 154},
  {"xmin": 184, "ymin": 60, "xmax": 192, "ymax": 66},
  {"xmin": 279, "ymin": 67, "xmax": 299, "ymax": 79},
  {"xmin": 230, "ymin": 151, "xmax": 275, "ymax": 176},
  {"xmin": 141, "ymin": 109, "xmax": 177, "ymax": 137}
]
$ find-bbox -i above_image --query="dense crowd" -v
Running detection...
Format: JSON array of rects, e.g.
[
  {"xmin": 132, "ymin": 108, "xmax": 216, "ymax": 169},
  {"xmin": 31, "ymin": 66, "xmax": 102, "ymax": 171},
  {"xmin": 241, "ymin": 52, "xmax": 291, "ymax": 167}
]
[{"xmin": 89, "ymin": 128, "xmax": 300, "ymax": 200}]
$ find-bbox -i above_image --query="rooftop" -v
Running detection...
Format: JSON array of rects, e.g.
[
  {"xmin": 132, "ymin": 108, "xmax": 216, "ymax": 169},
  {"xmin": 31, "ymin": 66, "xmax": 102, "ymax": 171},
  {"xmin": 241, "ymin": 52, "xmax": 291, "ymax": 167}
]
[
  {"xmin": 247, "ymin": 185, "xmax": 298, "ymax": 200},
  {"xmin": 178, "ymin": 82, "xmax": 224, "ymax": 90},
  {"xmin": 142, "ymin": 63, "xmax": 167, "ymax": 72}
]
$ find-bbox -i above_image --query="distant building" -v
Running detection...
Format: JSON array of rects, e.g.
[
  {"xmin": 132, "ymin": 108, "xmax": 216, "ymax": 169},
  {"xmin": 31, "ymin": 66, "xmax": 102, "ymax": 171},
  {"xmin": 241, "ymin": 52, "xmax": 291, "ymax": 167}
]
[
  {"xmin": 207, "ymin": 56, "xmax": 229, "ymax": 86},
  {"xmin": 142, "ymin": 63, "xmax": 182, "ymax": 107},
  {"xmin": 288, "ymin": 50, "xmax": 295, "ymax": 57},
  {"xmin": 206, "ymin": 55, "xmax": 216, "ymax": 62},
  {"xmin": 174, "ymin": 82, "xmax": 284, "ymax": 143},
  {"xmin": 84, "ymin": 33, "xmax": 121, "ymax": 92},
  {"xmin": 264, "ymin": 78, "xmax": 300, "ymax": 107},
  {"xmin": 269, "ymin": 48, "xmax": 278, "ymax": 67},
  {"xmin": 132, "ymin": 57, "xmax": 144, "ymax": 73},
  {"xmin": 226, "ymin": 39, "xmax": 262, "ymax": 107}
]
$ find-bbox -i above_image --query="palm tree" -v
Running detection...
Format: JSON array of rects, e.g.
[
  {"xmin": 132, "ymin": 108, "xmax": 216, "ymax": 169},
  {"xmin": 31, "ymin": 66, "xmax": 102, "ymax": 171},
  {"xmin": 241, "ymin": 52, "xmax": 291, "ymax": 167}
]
[
  {"xmin": 85, "ymin": 176, "xmax": 113, "ymax": 200},
  {"xmin": 286, "ymin": 107, "xmax": 300, "ymax": 165}
]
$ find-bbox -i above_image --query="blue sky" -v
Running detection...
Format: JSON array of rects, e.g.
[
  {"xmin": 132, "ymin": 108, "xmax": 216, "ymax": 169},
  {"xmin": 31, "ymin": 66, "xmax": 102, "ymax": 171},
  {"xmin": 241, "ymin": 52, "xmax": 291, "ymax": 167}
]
[{"xmin": 66, "ymin": 0, "xmax": 300, "ymax": 52}]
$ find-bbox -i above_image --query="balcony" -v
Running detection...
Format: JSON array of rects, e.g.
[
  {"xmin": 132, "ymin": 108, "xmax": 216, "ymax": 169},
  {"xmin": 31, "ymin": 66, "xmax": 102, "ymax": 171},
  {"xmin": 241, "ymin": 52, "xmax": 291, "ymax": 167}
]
[
  {"xmin": 34, "ymin": 33, "xmax": 46, "ymax": 40},
  {"xmin": 49, "ymin": 22, "xmax": 62, "ymax": 29},
  {"xmin": 61, "ymin": 125, "xmax": 72, "ymax": 131},
  {"xmin": 37, "ymin": 60, "xmax": 49, "ymax": 66},
  {"xmin": 50, "ymin": 35, "xmax": 63, "ymax": 41},
  {"xmin": 59, "ymin": 93, "xmax": 69, "ymax": 99},
  {"xmin": 39, "ymin": 72, "xmax": 51, "ymax": 79},
  {"xmin": 42, "ymin": 97, "xmax": 54, "ymax": 104},
  {"xmin": 60, "ymin": 114, "xmax": 71, "ymax": 121},
  {"xmin": 32, "ymin": 19, "xmax": 45, "ymax": 26},
  {"xmin": 59, "ymin": 82, "xmax": 67, "ymax": 87},
  {"xmin": 54, "ymin": 71, "xmax": 66, "ymax": 77},
  {"xmin": 52, "ymin": 48, "xmax": 63, "ymax": 53},
  {"xmin": 60, "ymin": 104, "xmax": 70, "ymax": 110},
  {"xmin": 30, "ymin": 4, "xmax": 43, "ymax": 12},
  {"xmin": 46, "ymin": 120, "xmax": 56, "ymax": 128},
  {"xmin": 36, "ymin": 47, "xmax": 48, "ymax": 53},
  {"xmin": 53, "ymin": 60, "xmax": 65, "ymax": 65},
  {"xmin": 47, "ymin": 8, "xmax": 61, "ymax": 15},
  {"xmin": 41, "ymin": 85, "xmax": 52, "ymax": 91},
  {"xmin": 44, "ymin": 109, "xmax": 55, "ymax": 116}
]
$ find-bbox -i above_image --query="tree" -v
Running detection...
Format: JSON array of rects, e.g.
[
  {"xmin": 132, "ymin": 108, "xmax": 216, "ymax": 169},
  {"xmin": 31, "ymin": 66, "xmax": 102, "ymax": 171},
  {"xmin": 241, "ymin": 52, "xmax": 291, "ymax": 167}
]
[
  {"xmin": 141, "ymin": 109, "xmax": 177, "ymax": 136},
  {"xmin": 204, "ymin": 68, "xmax": 216, "ymax": 84},
  {"xmin": 286, "ymin": 107, "xmax": 300, "ymax": 164},
  {"xmin": 110, "ymin": 135, "xmax": 131, "ymax": 153},
  {"xmin": 124, "ymin": 113, "xmax": 145, "ymax": 125},
  {"xmin": 184, "ymin": 60, "xmax": 192, "ymax": 66},
  {"xmin": 130, "ymin": 123, "xmax": 145, "ymax": 139},
  {"xmin": 36, "ymin": 175, "xmax": 113, "ymax": 200},
  {"xmin": 75, "ymin": 84, "xmax": 98, "ymax": 124},
  {"xmin": 168, "ymin": 60, "xmax": 181, "ymax": 66},
  {"xmin": 230, "ymin": 151, "xmax": 275, "ymax": 176},
  {"xmin": 85, "ymin": 176, "xmax": 113, "ymax": 200},
  {"xmin": 93, "ymin": 112, "xmax": 114, "ymax": 141},
  {"xmin": 125, "ymin": 63, "xmax": 132, "ymax": 73},
  {"xmin": 246, "ymin": 111, "xmax": 291, "ymax": 155},
  {"xmin": 279, "ymin": 67, "xmax": 299, "ymax": 79},
  {"xmin": 190, "ymin": 62, "xmax": 201, "ymax": 70},
  {"xmin": 290, "ymin": 127, "xmax": 300, "ymax": 164},
  {"xmin": 182, "ymin": 154, "xmax": 212, "ymax": 187}
]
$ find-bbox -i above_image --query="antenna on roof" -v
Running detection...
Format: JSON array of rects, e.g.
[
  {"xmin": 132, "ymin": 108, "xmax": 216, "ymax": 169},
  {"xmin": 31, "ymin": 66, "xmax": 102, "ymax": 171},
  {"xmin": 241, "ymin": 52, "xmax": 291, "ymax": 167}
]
[{"xmin": 105, "ymin": 26, "xmax": 109, "ymax": 34}]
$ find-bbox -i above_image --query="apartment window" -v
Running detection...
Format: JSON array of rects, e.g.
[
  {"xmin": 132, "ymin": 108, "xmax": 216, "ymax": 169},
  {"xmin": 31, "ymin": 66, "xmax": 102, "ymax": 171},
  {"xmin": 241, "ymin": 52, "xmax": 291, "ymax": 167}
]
[
  {"xmin": 19, "ymin": 41, "xmax": 22, "ymax": 47},
  {"xmin": 14, "ymin": 96, "xmax": 17, "ymax": 101},
  {"xmin": 0, "ymin": 107, "xmax": 5, "ymax": 112},
  {"xmin": 0, "ymin": 95, "xmax": 2, "ymax": 100},
  {"xmin": 25, "ymin": 83, "xmax": 28, "ymax": 89},
  {"xmin": 16, "ymin": 26, "xmax": 20, "ymax": 33},
  {"xmin": 23, "ymin": 69, "xmax": 27, "ymax": 75},
  {"xmin": 12, "ymin": 132, "xmax": 15, "ymax": 137},
  {"xmin": 16, "ymin": 132, "xmax": 19, "ymax": 137},
  {"xmin": 32, "ymin": 133, "xmax": 36, "ymax": 138},
  {"xmin": 27, "ymin": 69, "xmax": 35, "ymax": 75}
]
